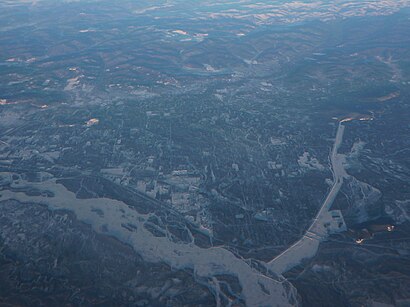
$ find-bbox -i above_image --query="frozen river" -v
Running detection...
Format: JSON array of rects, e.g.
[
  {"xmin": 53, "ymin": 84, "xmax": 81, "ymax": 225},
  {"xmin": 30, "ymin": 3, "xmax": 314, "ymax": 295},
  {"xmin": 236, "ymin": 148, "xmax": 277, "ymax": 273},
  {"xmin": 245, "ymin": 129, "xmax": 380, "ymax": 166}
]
[
  {"xmin": 0, "ymin": 120, "xmax": 352, "ymax": 305},
  {"xmin": 0, "ymin": 175, "xmax": 297, "ymax": 306},
  {"xmin": 267, "ymin": 121, "xmax": 348, "ymax": 275}
]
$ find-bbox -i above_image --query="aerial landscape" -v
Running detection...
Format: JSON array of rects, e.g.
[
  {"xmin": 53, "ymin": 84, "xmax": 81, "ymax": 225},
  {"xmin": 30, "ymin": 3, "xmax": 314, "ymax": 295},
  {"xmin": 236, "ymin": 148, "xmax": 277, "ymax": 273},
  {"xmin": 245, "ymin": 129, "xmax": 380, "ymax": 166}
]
[{"xmin": 0, "ymin": 0, "xmax": 409, "ymax": 306}]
